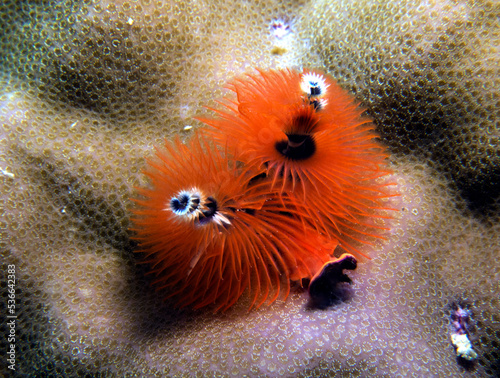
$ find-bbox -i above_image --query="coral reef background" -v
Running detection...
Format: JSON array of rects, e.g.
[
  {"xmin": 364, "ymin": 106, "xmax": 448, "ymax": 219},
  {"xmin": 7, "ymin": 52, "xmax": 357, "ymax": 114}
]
[{"xmin": 0, "ymin": 0, "xmax": 499, "ymax": 376}]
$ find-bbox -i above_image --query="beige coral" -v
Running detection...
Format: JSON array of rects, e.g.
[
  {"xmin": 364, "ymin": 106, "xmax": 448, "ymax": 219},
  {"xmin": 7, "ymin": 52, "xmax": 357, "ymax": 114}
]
[{"xmin": 0, "ymin": 0, "xmax": 499, "ymax": 376}]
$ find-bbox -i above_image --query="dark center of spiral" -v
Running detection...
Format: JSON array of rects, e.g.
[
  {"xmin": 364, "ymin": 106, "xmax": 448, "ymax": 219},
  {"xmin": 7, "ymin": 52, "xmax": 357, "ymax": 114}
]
[
  {"xmin": 309, "ymin": 83, "xmax": 322, "ymax": 96},
  {"xmin": 198, "ymin": 196, "xmax": 218, "ymax": 225},
  {"xmin": 310, "ymin": 98, "xmax": 323, "ymax": 110},
  {"xmin": 275, "ymin": 134, "xmax": 316, "ymax": 161}
]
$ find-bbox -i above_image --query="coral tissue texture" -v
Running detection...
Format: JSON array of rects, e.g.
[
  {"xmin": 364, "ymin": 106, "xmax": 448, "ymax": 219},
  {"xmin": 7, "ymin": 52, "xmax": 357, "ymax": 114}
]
[{"xmin": 0, "ymin": 0, "xmax": 499, "ymax": 377}]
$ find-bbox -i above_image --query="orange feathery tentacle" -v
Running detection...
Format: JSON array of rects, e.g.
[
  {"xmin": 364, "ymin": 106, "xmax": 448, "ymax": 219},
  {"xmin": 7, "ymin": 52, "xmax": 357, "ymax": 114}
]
[
  {"xmin": 130, "ymin": 134, "xmax": 336, "ymax": 311},
  {"xmin": 197, "ymin": 68, "xmax": 397, "ymax": 258}
]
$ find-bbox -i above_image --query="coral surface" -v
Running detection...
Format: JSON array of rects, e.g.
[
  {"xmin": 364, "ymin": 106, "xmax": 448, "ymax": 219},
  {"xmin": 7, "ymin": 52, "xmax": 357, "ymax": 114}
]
[{"xmin": 0, "ymin": 0, "xmax": 499, "ymax": 377}]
